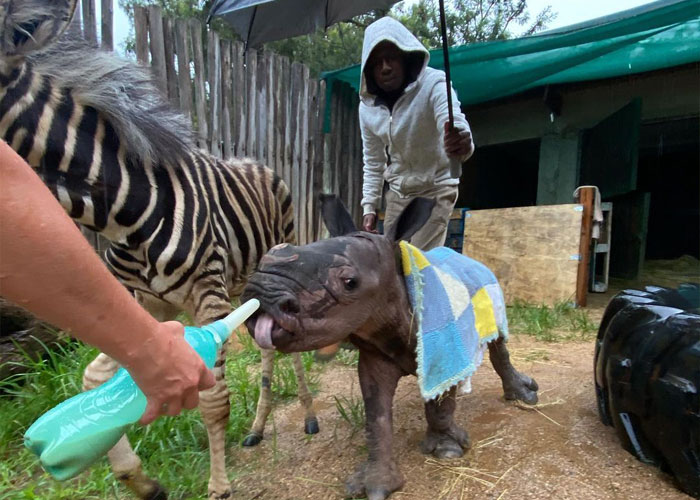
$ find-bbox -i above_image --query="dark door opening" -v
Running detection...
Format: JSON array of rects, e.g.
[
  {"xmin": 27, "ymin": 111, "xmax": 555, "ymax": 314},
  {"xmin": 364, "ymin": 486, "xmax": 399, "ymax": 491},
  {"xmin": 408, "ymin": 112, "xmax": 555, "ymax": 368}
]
[
  {"xmin": 457, "ymin": 138, "xmax": 540, "ymax": 210},
  {"xmin": 638, "ymin": 117, "xmax": 699, "ymax": 261}
]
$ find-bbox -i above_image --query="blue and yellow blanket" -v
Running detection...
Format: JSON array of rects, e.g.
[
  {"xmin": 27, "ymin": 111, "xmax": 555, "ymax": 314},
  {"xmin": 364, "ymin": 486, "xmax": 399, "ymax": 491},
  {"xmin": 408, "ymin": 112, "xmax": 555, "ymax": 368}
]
[{"xmin": 399, "ymin": 241, "xmax": 508, "ymax": 401}]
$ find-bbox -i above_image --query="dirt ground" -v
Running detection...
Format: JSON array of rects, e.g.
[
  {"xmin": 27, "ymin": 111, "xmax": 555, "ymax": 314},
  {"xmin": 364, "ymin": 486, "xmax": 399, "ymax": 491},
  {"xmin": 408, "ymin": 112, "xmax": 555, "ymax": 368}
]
[{"xmin": 227, "ymin": 283, "xmax": 696, "ymax": 500}]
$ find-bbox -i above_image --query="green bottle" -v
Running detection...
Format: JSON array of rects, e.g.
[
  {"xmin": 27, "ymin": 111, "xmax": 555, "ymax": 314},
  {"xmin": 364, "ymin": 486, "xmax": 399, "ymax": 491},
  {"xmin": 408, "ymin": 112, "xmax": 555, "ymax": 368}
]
[{"xmin": 24, "ymin": 299, "xmax": 259, "ymax": 480}]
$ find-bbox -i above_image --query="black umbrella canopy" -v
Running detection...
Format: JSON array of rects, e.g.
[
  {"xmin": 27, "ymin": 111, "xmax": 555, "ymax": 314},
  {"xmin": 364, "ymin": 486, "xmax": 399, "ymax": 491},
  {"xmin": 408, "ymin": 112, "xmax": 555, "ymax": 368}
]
[{"xmin": 207, "ymin": 0, "xmax": 401, "ymax": 48}]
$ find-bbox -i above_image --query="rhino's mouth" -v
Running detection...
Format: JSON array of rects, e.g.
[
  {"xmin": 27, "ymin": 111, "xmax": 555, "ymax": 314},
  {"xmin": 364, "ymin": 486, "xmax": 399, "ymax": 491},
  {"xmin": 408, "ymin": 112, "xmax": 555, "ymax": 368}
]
[{"xmin": 249, "ymin": 312, "xmax": 298, "ymax": 350}]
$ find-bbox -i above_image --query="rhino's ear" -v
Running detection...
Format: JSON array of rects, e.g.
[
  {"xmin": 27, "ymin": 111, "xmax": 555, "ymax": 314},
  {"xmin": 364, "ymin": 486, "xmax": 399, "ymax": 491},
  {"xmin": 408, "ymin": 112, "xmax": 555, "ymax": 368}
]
[
  {"xmin": 320, "ymin": 193, "xmax": 357, "ymax": 237},
  {"xmin": 385, "ymin": 197, "xmax": 436, "ymax": 243},
  {"xmin": 0, "ymin": 0, "xmax": 77, "ymax": 58}
]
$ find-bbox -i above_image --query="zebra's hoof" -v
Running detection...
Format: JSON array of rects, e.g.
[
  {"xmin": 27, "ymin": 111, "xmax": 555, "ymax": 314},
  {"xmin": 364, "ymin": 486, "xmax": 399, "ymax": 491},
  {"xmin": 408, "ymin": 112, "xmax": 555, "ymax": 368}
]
[
  {"xmin": 241, "ymin": 432, "xmax": 263, "ymax": 447},
  {"xmin": 304, "ymin": 417, "xmax": 320, "ymax": 435}
]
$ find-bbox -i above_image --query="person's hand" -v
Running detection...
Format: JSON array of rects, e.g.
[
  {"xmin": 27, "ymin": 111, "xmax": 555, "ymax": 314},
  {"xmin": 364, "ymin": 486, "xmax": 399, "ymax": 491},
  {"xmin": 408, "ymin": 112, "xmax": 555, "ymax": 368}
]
[
  {"xmin": 362, "ymin": 213, "xmax": 378, "ymax": 233},
  {"xmin": 127, "ymin": 321, "xmax": 216, "ymax": 425},
  {"xmin": 443, "ymin": 122, "xmax": 473, "ymax": 158}
]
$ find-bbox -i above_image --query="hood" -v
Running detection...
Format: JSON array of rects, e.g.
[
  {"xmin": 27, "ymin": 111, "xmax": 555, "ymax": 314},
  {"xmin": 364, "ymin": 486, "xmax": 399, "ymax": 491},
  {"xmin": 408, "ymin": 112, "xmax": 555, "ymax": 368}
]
[{"xmin": 360, "ymin": 17, "xmax": 429, "ymax": 100}]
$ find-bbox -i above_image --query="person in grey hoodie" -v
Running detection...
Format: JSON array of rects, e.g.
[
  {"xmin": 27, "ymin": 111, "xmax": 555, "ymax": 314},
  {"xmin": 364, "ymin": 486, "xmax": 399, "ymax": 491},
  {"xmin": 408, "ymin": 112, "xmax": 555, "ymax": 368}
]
[{"xmin": 360, "ymin": 17, "xmax": 474, "ymax": 250}]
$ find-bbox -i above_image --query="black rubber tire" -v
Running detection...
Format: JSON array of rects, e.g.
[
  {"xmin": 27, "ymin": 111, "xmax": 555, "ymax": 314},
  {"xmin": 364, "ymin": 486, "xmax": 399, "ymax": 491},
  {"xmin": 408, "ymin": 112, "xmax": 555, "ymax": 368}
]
[{"xmin": 594, "ymin": 285, "xmax": 700, "ymax": 498}]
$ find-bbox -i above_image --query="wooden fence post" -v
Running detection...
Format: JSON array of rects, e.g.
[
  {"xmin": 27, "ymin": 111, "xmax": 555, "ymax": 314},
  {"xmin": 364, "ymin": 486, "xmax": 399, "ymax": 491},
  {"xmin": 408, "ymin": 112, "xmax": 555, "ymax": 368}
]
[
  {"xmin": 82, "ymin": 0, "xmax": 97, "ymax": 44},
  {"xmin": 100, "ymin": 0, "xmax": 113, "ymax": 51},
  {"xmin": 134, "ymin": 7, "xmax": 149, "ymax": 65},
  {"xmin": 576, "ymin": 186, "xmax": 595, "ymax": 307},
  {"xmin": 147, "ymin": 5, "xmax": 168, "ymax": 96},
  {"xmin": 190, "ymin": 19, "xmax": 209, "ymax": 152},
  {"xmin": 174, "ymin": 19, "xmax": 193, "ymax": 121}
]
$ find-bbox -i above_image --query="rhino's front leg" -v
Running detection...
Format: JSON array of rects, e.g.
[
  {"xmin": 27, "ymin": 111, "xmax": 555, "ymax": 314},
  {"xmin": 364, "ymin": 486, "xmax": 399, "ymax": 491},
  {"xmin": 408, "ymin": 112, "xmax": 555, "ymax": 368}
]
[
  {"xmin": 488, "ymin": 336, "xmax": 539, "ymax": 404},
  {"xmin": 346, "ymin": 349, "xmax": 405, "ymax": 500},
  {"xmin": 421, "ymin": 386, "xmax": 471, "ymax": 458}
]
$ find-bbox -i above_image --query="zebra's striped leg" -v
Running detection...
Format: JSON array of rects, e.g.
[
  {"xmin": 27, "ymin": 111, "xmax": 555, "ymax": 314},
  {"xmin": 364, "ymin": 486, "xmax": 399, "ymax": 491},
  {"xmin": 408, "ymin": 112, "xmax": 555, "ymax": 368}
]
[
  {"xmin": 198, "ymin": 342, "xmax": 233, "ymax": 498},
  {"xmin": 242, "ymin": 348, "xmax": 274, "ymax": 447},
  {"xmin": 291, "ymin": 352, "xmax": 319, "ymax": 435},
  {"xmin": 82, "ymin": 353, "xmax": 166, "ymax": 500}
]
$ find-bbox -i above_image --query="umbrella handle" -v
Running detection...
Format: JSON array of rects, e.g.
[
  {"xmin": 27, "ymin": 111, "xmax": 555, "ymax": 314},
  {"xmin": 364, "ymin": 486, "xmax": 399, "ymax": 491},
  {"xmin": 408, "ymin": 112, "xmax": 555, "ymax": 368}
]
[{"xmin": 439, "ymin": 0, "xmax": 454, "ymax": 131}]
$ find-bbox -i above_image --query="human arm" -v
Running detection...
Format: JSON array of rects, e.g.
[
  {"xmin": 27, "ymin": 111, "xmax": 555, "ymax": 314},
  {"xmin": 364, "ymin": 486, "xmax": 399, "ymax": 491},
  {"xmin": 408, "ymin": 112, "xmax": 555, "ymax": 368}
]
[
  {"xmin": 0, "ymin": 140, "xmax": 215, "ymax": 425},
  {"xmin": 430, "ymin": 79, "xmax": 475, "ymax": 161},
  {"xmin": 359, "ymin": 108, "xmax": 387, "ymax": 232}
]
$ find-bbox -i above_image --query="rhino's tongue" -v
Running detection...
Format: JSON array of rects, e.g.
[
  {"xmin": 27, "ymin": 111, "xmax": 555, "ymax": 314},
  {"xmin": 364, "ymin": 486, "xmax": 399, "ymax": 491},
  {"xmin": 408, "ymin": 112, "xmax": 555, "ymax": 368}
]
[{"xmin": 254, "ymin": 313, "xmax": 276, "ymax": 350}]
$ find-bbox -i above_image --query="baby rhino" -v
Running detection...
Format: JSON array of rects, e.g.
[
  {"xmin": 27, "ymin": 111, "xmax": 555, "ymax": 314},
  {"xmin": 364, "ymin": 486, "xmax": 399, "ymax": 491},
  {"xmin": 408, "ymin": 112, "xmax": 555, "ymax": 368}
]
[{"xmin": 241, "ymin": 195, "xmax": 538, "ymax": 500}]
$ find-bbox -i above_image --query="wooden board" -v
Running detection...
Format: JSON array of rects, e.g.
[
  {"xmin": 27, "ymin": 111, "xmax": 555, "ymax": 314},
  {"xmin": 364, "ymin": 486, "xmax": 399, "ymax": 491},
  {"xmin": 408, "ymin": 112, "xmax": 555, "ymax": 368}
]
[{"xmin": 463, "ymin": 204, "xmax": 584, "ymax": 305}]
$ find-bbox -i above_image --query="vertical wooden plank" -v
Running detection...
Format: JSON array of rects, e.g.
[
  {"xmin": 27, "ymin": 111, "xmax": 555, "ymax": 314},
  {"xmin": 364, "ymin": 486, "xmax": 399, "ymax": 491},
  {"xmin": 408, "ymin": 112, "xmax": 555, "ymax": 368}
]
[
  {"xmin": 266, "ymin": 51, "xmax": 275, "ymax": 171},
  {"xmin": 134, "ymin": 6, "xmax": 149, "ymax": 65},
  {"xmin": 280, "ymin": 57, "xmax": 291, "ymax": 187},
  {"xmin": 232, "ymin": 42, "xmax": 245, "ymax": 156},
  {"xmin": 347, "ymin": 104, "xmax": 357, "ymax": 225},
  {"xmin": 246, "ymin": 50, "xmax": 258, "ymax": 160},
  {"xmin": 298, "ymin": 65, "xmax": 310, "ymax": 244},
  {"xmin": 190, "ymin": 19, "xmax": 209, "ymax": 152},
  {"xmin": 338, "ymin": 92, "xmax": 350, "ymax": 209},
  {"xmin": 147, "ymin": 5, "xmax": 167, "ymax": 95},
  {"xmin": 82, "ymin": 0, "xmax": 97, "ymax": 44},
  {"xmin": 174, "ymin": 19, "xmax": 193, "ymax": 120},
  {"xmin": 290, "ymin": 63, "xmax": 303, "ymax": 243},
  {"xmin": 67, "ymin": 0, "xmax": 83, "ymax": 38},
  {"xmin": 576, "ymin": 187, "xmax": 594, "ymax": 307},
  {"xmin": 313, "ymin": 80, "xmax": 326, "ymax": 241},
  {"xmin": 162, "ymin": 17, "xmax": 179, "ymax": 107},
  {"xmin": 100, "ymin": 0, "xmax": 113, "ymax": 51},
  {"xmin": 256, "ymin": 51, "xmax": 268, "ymax": 162},
  {"xmin": 221, "ymin": 40, "xmax": 233, "ymax": 159},
  {"xmin": 208, "ymin": 29, "xmax": 222, "ymax": 158},
  {"xmin": 306, "ymin": 78, "xmax": 318, "ymax": 244}
]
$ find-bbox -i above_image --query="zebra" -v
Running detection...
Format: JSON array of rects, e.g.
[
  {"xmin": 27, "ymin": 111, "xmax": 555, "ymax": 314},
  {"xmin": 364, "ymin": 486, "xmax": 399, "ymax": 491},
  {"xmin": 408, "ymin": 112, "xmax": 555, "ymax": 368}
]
[{"xmin": 0, "ymin": 1, "xmax": 318, "ymax": 498}]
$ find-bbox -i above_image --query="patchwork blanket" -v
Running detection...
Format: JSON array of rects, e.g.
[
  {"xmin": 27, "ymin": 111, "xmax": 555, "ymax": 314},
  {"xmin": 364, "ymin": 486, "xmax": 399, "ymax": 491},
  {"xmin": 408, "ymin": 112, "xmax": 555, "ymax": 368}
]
[{"xmin": 399, "ymin": 241, "xmax": 508, "ymax": 400}]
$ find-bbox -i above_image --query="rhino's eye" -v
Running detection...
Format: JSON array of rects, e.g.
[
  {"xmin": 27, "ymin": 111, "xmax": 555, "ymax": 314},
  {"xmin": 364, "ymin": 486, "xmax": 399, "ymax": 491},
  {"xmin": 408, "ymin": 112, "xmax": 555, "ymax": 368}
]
[{"xmin": 343, "ymin": 277, "xmax": 358, "ymax": 291}]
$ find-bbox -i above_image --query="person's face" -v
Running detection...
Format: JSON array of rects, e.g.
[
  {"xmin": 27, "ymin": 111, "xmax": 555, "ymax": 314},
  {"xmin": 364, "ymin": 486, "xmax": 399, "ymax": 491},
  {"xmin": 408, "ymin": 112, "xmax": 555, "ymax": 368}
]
[{"xmin": 368, "ymin": 42, "xmax": 406, "ymax": 93}]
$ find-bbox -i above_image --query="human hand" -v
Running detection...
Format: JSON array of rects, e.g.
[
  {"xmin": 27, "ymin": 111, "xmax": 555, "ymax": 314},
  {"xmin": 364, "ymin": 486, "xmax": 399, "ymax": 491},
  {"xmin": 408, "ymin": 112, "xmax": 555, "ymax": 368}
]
[
  {"xmin": 443, "ymin": 122, "xmax": 473, "ymax": 158},
  {"xmin": 362, "ymin": 213, "xmax": 378, "ymax": 233},
  {"xmin": 128, "ymin": 321, "xmax": 216, "ymax": 425}
]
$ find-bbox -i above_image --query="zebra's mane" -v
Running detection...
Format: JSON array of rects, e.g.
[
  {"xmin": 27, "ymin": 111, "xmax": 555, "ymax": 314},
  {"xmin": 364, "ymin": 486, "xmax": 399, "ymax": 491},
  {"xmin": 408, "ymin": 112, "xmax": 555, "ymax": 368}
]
[{"xmin": 26, "ymin": 36, "xmax": 195, "ymax": 165}]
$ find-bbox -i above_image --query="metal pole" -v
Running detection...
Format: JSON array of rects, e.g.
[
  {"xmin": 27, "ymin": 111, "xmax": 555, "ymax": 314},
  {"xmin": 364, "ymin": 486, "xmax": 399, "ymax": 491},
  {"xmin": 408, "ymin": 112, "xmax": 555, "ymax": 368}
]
[{"xmin": 438, "ymin": 0, "xmax": 454, "ymax": 130}]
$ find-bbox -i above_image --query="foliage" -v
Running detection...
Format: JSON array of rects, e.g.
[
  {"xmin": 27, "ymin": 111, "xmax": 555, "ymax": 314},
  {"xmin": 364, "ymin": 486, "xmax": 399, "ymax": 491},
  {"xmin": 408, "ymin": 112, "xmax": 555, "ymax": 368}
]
[
  {"xmin": 507, "ymin": 300, "xmax": 597, "ymax": 342},
  {"xmin": 118, "ymin": 0, "xmax": 555, "ymax": 76},
  {"xmin": 333, "ymin": 395, "xmax": 365, "ymax": 436},
  {"xmin": 0, "ymin": 331, "xmax": 318, "ymax": 498}
]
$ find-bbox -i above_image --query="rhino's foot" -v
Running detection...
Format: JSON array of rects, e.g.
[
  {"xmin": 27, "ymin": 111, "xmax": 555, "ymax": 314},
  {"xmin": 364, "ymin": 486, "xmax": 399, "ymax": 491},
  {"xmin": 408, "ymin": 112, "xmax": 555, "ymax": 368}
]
[
  {"xmin": 420, "ymin": 423, "xmax": 471, "ymax": 459},
  {"xmin": 503, "ymin": 373, "xmax": 539, "ymax": 405},
  {"xmin": 345, "ymin": 460, "xmax": 404, "ymax": 500}
]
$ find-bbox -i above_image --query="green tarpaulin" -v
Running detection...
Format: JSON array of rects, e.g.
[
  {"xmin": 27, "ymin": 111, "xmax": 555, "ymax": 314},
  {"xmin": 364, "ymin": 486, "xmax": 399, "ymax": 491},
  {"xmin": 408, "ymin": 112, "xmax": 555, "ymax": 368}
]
[{"xmin": 321, "ymin": 0, "xmax": 700, "ymax": 130}]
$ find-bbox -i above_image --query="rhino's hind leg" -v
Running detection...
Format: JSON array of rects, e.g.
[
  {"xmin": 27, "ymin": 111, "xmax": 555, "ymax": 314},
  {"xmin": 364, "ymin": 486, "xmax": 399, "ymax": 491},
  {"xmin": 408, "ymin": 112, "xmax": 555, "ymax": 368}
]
[
  {"xmin": 488, "ymin": 336, "xmax": 539, "ymax": 404},
  {"xmin": 421, "ymin": 386, "xmax": 471, "ymax": 459}
]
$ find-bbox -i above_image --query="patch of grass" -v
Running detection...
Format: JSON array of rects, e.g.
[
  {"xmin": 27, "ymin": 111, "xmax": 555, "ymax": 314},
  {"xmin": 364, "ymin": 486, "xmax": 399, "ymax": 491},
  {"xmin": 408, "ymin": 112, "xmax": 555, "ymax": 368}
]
[
  {"xmin": 507, "ymin": 300, "xmax": 597, "ymax": 342},
  {"xmin": 0, "ymin": 326, "xmax": 320, "ymax": 498},
  {"xmin": 333, "ymin": 395, "xmax": 365, "ymax": 436},
  {"xmin": 333, "ymin": 347, "xmax": 359, "ymax": 367}
]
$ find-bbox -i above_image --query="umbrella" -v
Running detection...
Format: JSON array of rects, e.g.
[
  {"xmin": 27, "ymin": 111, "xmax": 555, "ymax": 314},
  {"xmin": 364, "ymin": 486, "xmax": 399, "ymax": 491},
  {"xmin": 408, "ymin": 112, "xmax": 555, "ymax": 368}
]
[
  {"xmin": 208, "ymin": 0, "xmax": 459, "ymax": 172},
  {"xmin": 206, "ymin": 0, "xmax": 401, "ymax": 49}
]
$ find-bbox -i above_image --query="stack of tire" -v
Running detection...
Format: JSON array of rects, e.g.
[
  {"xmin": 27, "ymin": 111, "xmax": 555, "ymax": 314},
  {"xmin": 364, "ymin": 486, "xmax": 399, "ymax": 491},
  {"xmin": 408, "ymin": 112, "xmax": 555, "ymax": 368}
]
[{"xmin": 594, "ymin": 284, "xmax": 700, "ymax": 498}]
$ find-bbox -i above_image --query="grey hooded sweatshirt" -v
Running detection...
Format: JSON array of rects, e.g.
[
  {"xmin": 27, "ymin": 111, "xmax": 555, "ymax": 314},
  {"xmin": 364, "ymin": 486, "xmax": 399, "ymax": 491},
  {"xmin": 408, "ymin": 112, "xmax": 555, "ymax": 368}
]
[{"xmin": 359, "ymin": 17, "xmax": 474, "ymax": 216}]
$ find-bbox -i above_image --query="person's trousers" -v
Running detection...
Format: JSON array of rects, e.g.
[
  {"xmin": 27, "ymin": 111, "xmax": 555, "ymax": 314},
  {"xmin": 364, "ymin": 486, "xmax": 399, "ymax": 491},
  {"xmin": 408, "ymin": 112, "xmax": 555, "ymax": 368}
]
[{"xmin": 383, "ymin": 184, "xmax": 459, "ymax": 251}]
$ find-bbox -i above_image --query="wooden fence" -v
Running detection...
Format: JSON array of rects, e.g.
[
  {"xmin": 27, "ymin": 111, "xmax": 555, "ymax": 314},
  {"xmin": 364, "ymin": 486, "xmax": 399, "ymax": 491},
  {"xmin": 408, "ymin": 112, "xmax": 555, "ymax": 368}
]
[{"xmin": 132, "ymin": 5, "xmax": 364, "ymax": 245}]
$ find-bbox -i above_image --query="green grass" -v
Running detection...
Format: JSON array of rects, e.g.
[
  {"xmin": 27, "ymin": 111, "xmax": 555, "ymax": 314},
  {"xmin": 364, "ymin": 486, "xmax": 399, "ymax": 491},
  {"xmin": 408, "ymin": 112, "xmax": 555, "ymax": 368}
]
[
  {"xmin": 333, "ymin": 394, "xmax": 365, "ymax": 436},
  {"xmin": 0, "ymin": 331, "xmax": 319, "ymax": 499},
  {"xmin": 507, "ymin": 300, "xmax": 597, "ymax": 342}
]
